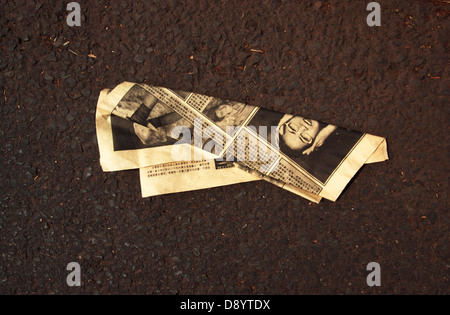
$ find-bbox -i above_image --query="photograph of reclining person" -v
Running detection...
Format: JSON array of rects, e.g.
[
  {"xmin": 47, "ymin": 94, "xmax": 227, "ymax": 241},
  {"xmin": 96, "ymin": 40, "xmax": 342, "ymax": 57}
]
[
  {"xmin": 201, "ymin": 98, "xmax": 256, "ymax": 133},
  {"xmin": 249, "ymin": 108, "xmax": 364, "ymax": 183},
  {"xmin": 110, "ymin": 85, "xmax": 192, "ymax": 151}
]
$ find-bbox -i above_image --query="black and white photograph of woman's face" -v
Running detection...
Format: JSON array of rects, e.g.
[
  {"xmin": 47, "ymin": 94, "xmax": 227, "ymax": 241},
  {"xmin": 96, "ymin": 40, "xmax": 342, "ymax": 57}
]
[{"xmin": 280, "ymin": 116, "xmax": 320, "ymax": 151}]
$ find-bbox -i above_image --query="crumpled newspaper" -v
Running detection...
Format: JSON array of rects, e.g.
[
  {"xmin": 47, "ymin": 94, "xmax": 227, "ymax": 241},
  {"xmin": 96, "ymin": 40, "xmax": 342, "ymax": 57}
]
[{"xmin": 96, "ymin": 82, "xmax": 388, "ymax": 203}]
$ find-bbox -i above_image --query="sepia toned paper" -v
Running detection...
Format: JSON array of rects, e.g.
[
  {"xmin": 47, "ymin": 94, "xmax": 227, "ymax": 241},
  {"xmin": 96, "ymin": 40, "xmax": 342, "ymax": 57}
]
[
  {"xmin": 139, "ymin": 160, "xmax": 259, "ymax": 198},
  {"xmin": 96, "ymin": 87, "xmax": 270, "ymax": 198},
  {"xmin": 95, "ymin": 82, "xmax": 388, "ymax": 203}
]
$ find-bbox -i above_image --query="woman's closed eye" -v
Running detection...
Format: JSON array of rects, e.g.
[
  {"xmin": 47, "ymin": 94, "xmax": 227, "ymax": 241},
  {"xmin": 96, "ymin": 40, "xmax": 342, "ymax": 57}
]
[{"xmin": 303, "ymin": 119, "xmax": 312, "ymax": 127}]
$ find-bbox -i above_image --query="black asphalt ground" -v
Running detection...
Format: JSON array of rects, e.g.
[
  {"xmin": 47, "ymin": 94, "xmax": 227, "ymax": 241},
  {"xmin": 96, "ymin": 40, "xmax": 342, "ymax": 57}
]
[{"xmin": 0, "ymin": 0, "xmax": 448, "ymax": 295}]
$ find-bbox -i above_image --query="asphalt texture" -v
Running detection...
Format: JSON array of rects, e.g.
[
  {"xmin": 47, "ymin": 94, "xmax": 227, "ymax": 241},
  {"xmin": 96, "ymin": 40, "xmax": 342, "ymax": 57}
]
[{"xmin": 1, "ymin": 0, "xmax": 448, "ymax": 295}]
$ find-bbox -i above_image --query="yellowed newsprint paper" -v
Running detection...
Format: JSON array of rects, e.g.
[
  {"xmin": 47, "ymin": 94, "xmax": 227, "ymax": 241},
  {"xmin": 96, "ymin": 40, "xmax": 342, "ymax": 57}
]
[
  {"xmin": 96, "ymin": 88, "xmax": 267, "ymax": 197},
  {"xmin": 95, "ymin": 82, "xmax": 388, "ymax": 203},
  {"xmin": 96, "ymin": 87, "xmax": 321, "ymax": 203}
]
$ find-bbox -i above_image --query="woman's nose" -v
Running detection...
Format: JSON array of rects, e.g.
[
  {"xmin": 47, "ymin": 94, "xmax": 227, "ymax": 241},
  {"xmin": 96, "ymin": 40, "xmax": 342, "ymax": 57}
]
[{"xmin": 297, "ymin": 125, "xmax": 308, "ymax": 133}]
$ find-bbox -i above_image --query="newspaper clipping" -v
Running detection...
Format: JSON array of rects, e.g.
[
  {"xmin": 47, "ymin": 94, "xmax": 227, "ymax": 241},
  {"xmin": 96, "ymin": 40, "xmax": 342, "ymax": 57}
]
[{"xmin": 96, "ymin": 82, "xmax": 388, "ymax": 203}]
